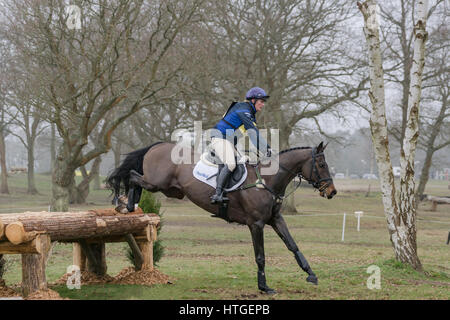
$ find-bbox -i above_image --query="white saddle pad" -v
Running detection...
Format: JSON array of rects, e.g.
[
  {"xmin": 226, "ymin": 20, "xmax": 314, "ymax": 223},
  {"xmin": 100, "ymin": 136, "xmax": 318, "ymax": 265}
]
[{"xmin": 193, "ymin": 160, "xmax": 248, "ymax": 192}]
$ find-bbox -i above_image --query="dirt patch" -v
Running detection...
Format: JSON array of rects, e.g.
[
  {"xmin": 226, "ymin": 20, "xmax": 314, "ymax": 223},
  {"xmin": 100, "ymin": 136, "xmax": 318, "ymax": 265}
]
[
  {"xmin": 55, "ymin": 267, "xmax": 173, "ymax": 287},
  {"xmin": 0, "ymin": 279, "xmax": 19, "ymax": 298},
  {"xmin": 54, "ymin": 271, "xmax": 115, "ymax": 285},
  {"xmin": 112, "ymin": 267, "xmax": 174, "ymax": 286},
  {"xmin": 24, "ymin": 289, "xmax": 67, "ymax": 300}
]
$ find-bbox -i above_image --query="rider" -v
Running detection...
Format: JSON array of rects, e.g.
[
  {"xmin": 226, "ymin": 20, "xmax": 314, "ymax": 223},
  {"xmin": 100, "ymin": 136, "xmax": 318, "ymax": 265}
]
[{"xmin": 210, "ymin": 87, "xmax": 272, "ymax": 204}]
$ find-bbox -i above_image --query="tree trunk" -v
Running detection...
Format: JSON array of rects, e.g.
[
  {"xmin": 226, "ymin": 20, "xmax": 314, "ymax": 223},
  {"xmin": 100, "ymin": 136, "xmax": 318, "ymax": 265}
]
[
  {"xmin": 279, "ymin": 127, "xmax": 299, "ymax": 214},
  {"xmin": 113, "ymin": 141, "xmax": 122, "ymax": 168},
  {"xmin": 68, "ymin": 175, "xmax": 77, "ymax": 204},
  {"xmin": 415, "ymin": 98, "xmax": 447, "ymax": 203},
  {"xmin": 72, "ymin": 156, "xmax": 102, "ymax": 204},
  {"xmin": 281, "ymin": 183, "xmax": 298, "ymax": 214},
  {"xmin": 27, "ymin": 143, "xmax": 38, "ymax": 194},
  {"xmin": 51, "ymin": 153, "xmax": 75, "ymax": 212},
  {"xmin": 50, "ymin": 123, "xmax": 56, "ymax": 174},
  {"xmin": 415, "ymin": 147, "xmax": 433, "ymax": 202},
  {"xmin": 0, "ymin": 129, "xmax": 9, "ymax": 194},
  {"xmin": 21, "ymin": 235, "xmax": 51, "ymax": 297},
  {"xmin": 91, "ymin": 156, "xmax": 102, "ymax": 190},
  {"xmin": 93, "ymin": 168, "xmax": 101, "ymax": 190},
  {"xmin": 358, "ymin": 0, "xmax": 427, "ymax": 271},
  {"xmin": 396, "ymin": 0, "xmax": 428, "ymax": 271}
]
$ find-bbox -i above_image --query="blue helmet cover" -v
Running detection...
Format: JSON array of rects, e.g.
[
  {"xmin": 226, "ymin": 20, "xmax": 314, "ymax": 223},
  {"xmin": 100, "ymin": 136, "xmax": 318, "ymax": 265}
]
[{"xmin": 245, "ymin": 87, "xmax": 270, "ymax": 100}]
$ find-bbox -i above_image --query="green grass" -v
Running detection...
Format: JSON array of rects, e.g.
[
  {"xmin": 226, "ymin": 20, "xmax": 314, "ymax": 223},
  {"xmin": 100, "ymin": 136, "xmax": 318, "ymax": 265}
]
[{"xmin": 1, "ymin": 174, "xmax": 449, "ymax": 299}]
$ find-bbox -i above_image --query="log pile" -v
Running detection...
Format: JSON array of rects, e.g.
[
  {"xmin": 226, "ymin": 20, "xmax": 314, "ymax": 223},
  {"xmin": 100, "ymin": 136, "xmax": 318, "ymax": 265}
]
[
  {"xmin": 0, "ymin": 210, "xmax": 159, "ymax": 244},
  {"xmin": 0, "ymin": 209, "xmax": 160, "ymax": 297}
]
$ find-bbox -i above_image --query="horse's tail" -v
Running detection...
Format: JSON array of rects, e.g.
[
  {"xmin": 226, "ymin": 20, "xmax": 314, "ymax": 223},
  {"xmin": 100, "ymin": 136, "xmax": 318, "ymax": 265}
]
[{"xmin": 106, "ymin": 142, "xmax": 163, "ymax": 202}]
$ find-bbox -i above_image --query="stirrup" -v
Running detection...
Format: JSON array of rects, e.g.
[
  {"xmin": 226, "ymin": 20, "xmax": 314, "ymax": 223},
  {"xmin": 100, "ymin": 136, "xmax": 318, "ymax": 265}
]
[{"xmin": 210, "ymin": 193, "xmax": 229, "ymax": 204}]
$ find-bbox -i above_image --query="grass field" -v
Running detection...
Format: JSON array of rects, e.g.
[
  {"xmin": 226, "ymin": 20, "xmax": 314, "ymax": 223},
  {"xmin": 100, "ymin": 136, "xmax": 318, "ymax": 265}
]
[{"xmin": 1, "ymin": 173, "xmax": 449, "ymax": 300}]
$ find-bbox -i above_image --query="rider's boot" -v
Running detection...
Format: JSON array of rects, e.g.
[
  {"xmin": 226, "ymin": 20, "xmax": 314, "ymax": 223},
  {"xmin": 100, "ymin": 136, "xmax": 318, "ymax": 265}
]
[{"xmin": 210, "ymin": 165, "xmax": 233, "ymax": 204}]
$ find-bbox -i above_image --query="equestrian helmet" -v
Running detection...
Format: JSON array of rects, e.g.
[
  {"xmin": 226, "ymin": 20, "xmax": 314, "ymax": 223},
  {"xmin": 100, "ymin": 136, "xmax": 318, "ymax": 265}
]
[{"xmin": 246, "ymin": 87, "xmax": 270, "ymax": 101}]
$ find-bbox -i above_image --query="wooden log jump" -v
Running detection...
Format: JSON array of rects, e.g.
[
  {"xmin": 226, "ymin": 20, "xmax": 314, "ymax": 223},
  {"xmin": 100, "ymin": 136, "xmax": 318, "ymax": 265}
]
[
  {"xmin": 426, "ymin": 195, "xmax": 450, "ymax": 211},
  {"xmin": 0, "ymin": 209, "xmax": 160, "ymax": 297}
]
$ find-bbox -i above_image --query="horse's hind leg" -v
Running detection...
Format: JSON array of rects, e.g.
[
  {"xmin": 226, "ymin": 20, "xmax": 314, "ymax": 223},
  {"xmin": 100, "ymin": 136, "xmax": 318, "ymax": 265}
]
[
  {"xmin": 248, "ymin": 221, "xmax": 276, "ymax": 294},
  {"xmin": 126, "ymin": 171, "xmax": 144, "ymax": 212},
  {"xmin": 269, "ymin": 213, "xmax": 318, "ymax": 285},
  {"xmin": 126, "ymin": 187, "xmax": 136, "ymax": 212},
  {"xmin": 111, "ymin": 178, "xmax": 120, "ymax": 206},
  {"xmin": 126, "ymin": 170, "xmax": 154, "ymax": 212}
]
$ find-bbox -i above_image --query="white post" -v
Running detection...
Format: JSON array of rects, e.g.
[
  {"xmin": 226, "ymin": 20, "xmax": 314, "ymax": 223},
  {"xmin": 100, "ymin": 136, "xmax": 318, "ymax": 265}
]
[
  {"xmin": 341, "ymin": 213, "xmax": 346, "ymax": 242},
  {"xmin": 355, "ymin": 211, "xmax": 364, "ymax": 232}
]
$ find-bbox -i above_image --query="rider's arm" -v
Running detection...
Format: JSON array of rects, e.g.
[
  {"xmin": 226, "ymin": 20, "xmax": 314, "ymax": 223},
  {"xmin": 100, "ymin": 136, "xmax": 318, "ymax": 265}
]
[{"xmin": 236, "ymin": 110, "xmax": 270, "ymax": 152}]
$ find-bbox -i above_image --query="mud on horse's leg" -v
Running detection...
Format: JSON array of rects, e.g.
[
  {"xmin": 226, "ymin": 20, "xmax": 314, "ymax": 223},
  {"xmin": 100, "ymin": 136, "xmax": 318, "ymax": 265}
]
[
  {"xmin": 270, "ymin": 213, "xmax": 318, "ymax": 285},
  {"xmin": 249, "ymin": 221, "xmax": 276, "ymax": 294}
]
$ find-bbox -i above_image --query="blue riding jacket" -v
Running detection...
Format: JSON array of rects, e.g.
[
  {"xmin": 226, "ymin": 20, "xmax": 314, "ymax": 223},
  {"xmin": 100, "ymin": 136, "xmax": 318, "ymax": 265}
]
[{"xmin": 213, "ymin": 101, "xmax": 270, "ymax": 152}]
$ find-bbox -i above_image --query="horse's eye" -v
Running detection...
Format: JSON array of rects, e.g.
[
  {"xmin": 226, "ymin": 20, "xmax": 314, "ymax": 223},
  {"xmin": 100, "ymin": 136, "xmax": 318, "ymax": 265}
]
[{"xmin": 319, "ymin": 163, "xmax": 325, "ymax": 168}]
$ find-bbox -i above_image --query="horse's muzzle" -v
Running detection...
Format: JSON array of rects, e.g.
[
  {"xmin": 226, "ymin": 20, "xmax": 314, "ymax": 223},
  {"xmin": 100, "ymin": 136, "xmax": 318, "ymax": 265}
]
[{"xmin": 320, "ymin": 184, "xmax": 337, "ymax": 199}]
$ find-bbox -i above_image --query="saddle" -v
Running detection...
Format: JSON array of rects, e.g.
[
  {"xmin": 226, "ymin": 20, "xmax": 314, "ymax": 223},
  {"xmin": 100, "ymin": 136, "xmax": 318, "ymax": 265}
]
[{"xmin": 193, "ymin": 150, "xmax": 248, "ymax": 191}]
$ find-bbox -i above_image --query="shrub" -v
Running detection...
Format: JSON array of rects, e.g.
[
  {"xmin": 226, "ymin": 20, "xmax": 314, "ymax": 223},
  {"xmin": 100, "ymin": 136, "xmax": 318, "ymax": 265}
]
[{"xmin": 126, "ymin": 190, "xmax": 164, "ymax": 268}]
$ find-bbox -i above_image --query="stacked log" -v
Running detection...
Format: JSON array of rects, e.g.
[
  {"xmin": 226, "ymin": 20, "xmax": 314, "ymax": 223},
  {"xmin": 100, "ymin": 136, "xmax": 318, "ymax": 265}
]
[
  {"xmin": 0, "ymin": 211, "xmax": 159, "ymax": 244},
  {"xmin": 0, "ymin": 210, "xmax": 160, "ymax": 297}
]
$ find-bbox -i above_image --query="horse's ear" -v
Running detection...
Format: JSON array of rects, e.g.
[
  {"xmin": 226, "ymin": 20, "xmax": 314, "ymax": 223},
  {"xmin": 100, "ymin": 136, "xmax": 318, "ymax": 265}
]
[
  {"xmin": 324, "ymin": 142, "xmax": 329, "ymax": 150},
  {"xmin": 317, "ymin": 141, "xmax": 324, "ymax": 152}
]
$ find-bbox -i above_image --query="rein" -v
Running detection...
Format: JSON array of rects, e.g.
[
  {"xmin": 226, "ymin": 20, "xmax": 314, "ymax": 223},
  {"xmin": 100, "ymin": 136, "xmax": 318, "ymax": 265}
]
[{"xmin": 235, "ymin": 148, "xmax": 332, "ymax": 204}]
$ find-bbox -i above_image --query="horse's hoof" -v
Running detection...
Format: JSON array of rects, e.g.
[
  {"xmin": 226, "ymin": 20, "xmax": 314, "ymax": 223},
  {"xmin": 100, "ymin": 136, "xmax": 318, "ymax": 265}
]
[
  {"xmin": 115, "ymin": 205, "xmax": 129, "ymax": 214},
  {"xmin": 306, "ymin": 275, "xmax": 318, "ymax": 285},
  {"xmin": 259, "ymin": 287, "xmax": 277, "ymax": 295}
]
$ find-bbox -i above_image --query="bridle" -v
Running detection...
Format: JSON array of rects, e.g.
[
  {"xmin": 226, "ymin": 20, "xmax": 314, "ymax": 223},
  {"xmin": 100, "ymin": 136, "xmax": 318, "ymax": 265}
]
[
  {"xmin": 275, "ymin": 147, "xmax": 333, "ymax": 199},
  {"xmin": 304, "ymin": 148, "xmax": 333, "ymax": 192},
  {"xmin": 237, "ymin": 147, "xmax": 333, "ymax": 203}
]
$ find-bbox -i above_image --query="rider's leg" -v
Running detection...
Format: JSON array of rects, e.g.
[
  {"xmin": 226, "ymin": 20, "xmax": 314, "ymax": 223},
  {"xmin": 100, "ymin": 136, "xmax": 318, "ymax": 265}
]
[
  {"xmin": 210, "ymin": 137, "xmax": 236, "ymax": 204},
  {"xmin": 211, "ymin": 164, "xmax": 233, "ymax": 203}
]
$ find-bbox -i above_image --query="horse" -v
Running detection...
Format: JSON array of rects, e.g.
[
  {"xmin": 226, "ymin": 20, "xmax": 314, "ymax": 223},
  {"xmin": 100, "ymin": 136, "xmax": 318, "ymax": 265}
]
[{"xmin": 106, "ymin": 141, "xmax": 337, "ymax": 294}]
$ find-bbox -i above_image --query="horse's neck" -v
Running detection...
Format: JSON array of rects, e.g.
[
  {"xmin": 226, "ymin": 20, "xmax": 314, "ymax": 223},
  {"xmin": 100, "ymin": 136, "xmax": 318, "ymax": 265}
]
[{"xmin": 265, "ymin": 149, "xmax": 311, "ymax": 195}]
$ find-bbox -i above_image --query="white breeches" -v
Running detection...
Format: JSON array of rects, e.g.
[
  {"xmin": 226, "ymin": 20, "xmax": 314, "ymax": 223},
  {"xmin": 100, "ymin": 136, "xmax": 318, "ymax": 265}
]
[{"xmin": 210, "ymin": 137, "xmax": 237, "ymax": 171}]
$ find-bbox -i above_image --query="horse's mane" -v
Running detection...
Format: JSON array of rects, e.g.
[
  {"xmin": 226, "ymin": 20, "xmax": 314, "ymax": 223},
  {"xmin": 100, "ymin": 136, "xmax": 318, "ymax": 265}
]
[{"xmin": 279, "ymin": 146, "xmax": 312, "ymax": 154}]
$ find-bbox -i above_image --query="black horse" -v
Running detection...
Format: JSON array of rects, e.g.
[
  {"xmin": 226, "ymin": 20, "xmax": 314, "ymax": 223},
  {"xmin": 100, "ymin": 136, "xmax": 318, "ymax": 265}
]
[{"xmin": 107, "ymin": 141, "xmax": 336, "ymax": 293}]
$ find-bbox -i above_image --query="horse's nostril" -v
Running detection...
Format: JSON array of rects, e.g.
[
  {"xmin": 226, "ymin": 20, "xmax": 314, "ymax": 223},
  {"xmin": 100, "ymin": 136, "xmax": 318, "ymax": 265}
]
[{"xmin": 331, "ymin": 190, "xmax": 337, "ymax": 196}]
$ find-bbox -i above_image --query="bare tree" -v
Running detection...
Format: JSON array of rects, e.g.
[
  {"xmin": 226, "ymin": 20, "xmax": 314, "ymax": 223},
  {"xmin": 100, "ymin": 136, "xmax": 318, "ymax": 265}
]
[
  {"xmin": 169, "ymin": 0, "xmax": 369, "ymax": 213},
  {"xmin": 416, "ymin": 19, "xmax": 449, "ymax": 200},
  {"xmin": 378, "ymin": 0, "xmax": 448, "ymax": 201},
  {"xmin": 1, "ymin": 0, "xmax": 204, "ymax": 211},
  {"xmin": 379, "ymin": 0, "xmax": 444, "ymax": 146},
  {"xmin": 358, "ymin": 0, "xmax": 429, "ymax": 270},
  {"xmin": 0, "ymin": 108, "xmax": 11, "ymax": 195},
  {"xmin": 206, "ymin": 1, "xmax": 368, "ymax": 148},
  {"xmin": 0, "ymin": 37, "xmax": 14, "ymax": 194},
  {"xmin": 6, "ymin": 69, "xmax": 47, "ymax": 194}
]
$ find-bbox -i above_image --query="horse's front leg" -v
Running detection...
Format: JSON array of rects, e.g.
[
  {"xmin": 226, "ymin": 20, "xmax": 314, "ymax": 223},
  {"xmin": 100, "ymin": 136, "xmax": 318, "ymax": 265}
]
[
  {"xmin": 248, "ymin": 221, "xmax": 276, "ymax": 294},
  {"xmin": 269, "ymin": 213, "xmax": 318, "ymax": 285}
]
